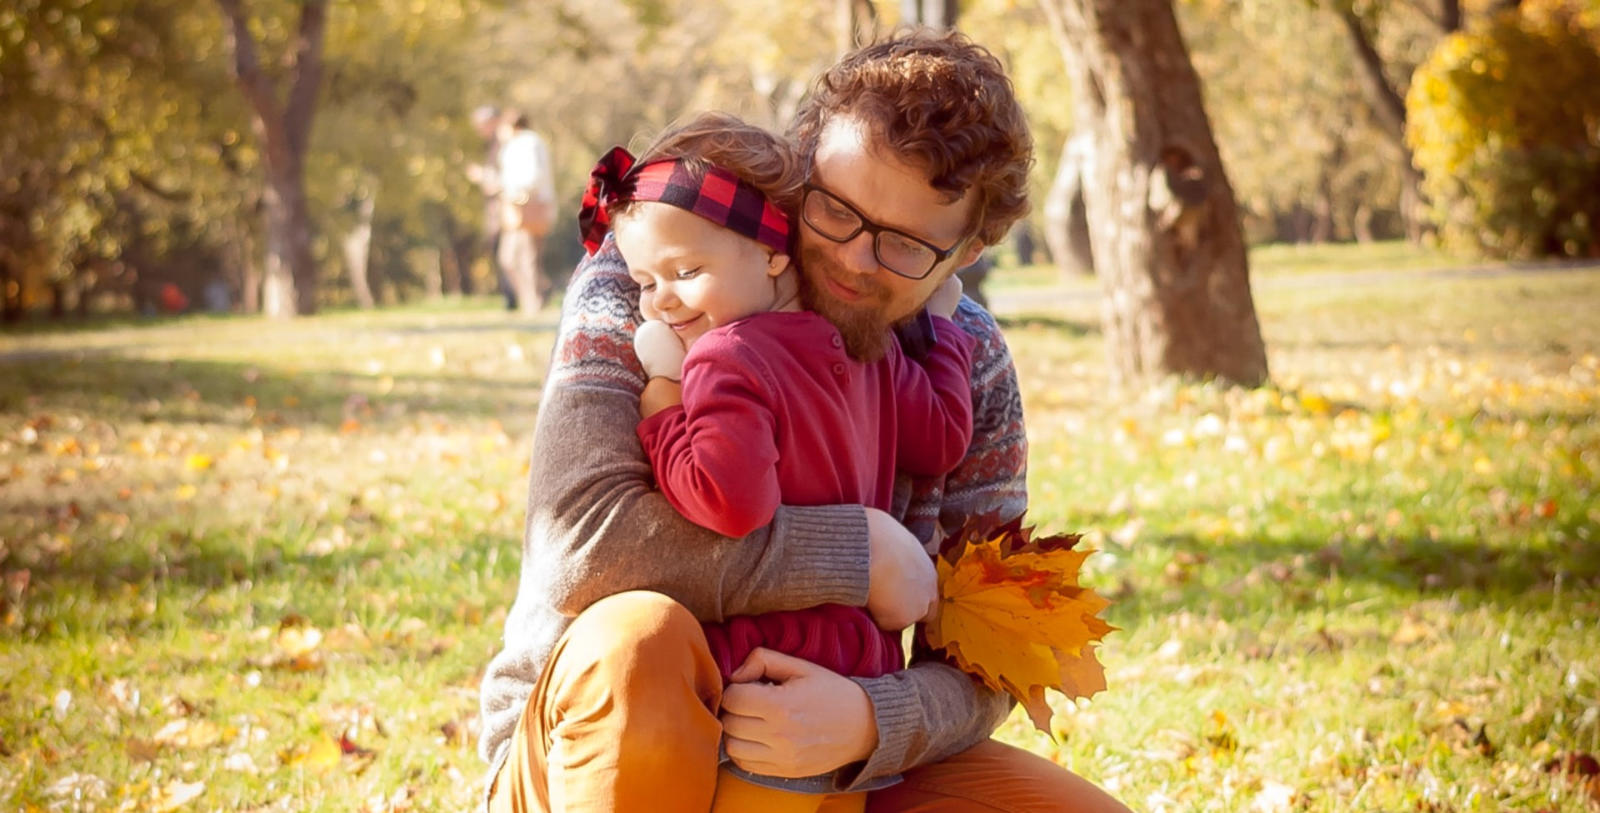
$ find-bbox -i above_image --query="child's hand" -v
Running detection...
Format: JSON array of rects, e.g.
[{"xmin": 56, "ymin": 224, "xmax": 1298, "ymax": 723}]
[
  {"xmin": 927, "ymin": 274, "xmax": 963, "ymax": 319},
  {"xmin": 634, "ymin": 320, "xmax": 687, "ymax": 381}
]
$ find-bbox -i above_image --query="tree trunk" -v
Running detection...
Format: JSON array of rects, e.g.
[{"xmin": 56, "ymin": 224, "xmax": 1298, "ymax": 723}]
[
  {"xmin": 0, "ymin": 258, "xmax": 20, "ymax": 324},
  {"xmin": 835, "ymin": 0, "xmax": 878, "ymax": 56},
  {"xmin": 216, "ymin": 0, "xmax": 327, "ymax": 317},
  {"xmin": 1041, "ymin": 0, "xmax": 1268, "ymax": 389},
  {"xmin": 900, "ymin": 0, "xmax": 957, "ymax": 28},
  {"xmin": 422, "ymin": 247, "xmax": 444, "ymax": 300},
  {"xmin": 450, "ymin": 231, "xmax": 476, "ymax": 296},
  {"xmin": 1043, "ymin": 134, "xmax": 1096, "ymax": 277},
  {"xmin": 1333, "ymin": 5, "xmax": 1429, "ymax": 244},
  {"xmin": 344, "ymin": 193, "xmax": 377, "ymax": 309}
]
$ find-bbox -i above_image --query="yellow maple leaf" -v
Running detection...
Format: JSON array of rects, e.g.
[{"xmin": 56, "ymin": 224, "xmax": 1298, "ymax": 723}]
[
  {"xmin": 925, "ymin": 516, "xmax": 1116, "ymax": 734},
  {"xmin": 279, "ymin": 734, "xmax": 342, "ymax": 770}
]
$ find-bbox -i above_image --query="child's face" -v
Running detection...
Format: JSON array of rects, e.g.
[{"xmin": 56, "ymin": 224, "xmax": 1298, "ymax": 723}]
[{"xmin": 615, "ymin": 201, "xmax": 789, "ymax": 348}]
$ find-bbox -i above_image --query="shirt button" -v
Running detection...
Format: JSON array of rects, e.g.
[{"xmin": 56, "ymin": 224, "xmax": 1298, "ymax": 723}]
[
  {"xmin": 831, "ymin": 363, "xmax": 846, "ymax": 376},
  {"xmin": 830, "ymin": 334, "xmax": 843, "ymax": 348}
]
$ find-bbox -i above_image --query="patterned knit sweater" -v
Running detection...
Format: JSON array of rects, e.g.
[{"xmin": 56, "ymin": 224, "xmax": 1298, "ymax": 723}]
[{"xmin": 477, "ymin": 236, "xmax": 1030, "ymax": 792}]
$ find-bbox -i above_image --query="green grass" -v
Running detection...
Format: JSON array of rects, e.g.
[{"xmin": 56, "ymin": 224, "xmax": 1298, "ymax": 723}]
[{"xmin": 3, "ymin": 266, "xmax": 1599, "ymax": 811}]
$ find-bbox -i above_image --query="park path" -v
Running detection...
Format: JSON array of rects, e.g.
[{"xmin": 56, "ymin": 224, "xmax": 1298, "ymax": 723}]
[
  {"xmin": 984, "ymin": 257, "xmax": 1600, "ymax": 312},
  {"xmin": 3, "ymin": 259, "xmax": 1596, "ymax": 365}
]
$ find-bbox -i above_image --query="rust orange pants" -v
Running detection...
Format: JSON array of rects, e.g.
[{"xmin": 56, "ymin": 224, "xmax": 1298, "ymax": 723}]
[{"xmin": 487, "ymin": 591, "xmax": 1130, "ymax": 812}]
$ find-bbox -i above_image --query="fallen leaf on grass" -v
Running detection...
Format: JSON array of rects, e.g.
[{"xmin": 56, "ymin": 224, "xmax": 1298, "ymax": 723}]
[
  {"xmin": 275, "ymin": 616, "xmax": 324, "ymax": 670},
  {"xmin": 1391, "ymin": 616, "xmax": 1434, "ymax": 646},
  {"xmin": 1251, "ymin": 780, "xmax": 1297, "ymax": 813},
  {"xmin": 152, "ymin": 718, "xmax": 224, "ymax": 750},
  {"xmin": 152, "ymin": 778, "xmax": 205, "ymax": 811},
  {"xmin": 280, "ymin": 734, "xmax": 342, "ymax": 770},
  {"xmin": 924, "ymin": 515, "xmax": 1116, "ymax": 733},
  {"xmin": 126, "ymin": 738, "xmax": 161, "ymax": 762},
  {"xmin": 439, "ymin": 716, "xmax": 477, "ymax": 748},
  {"xmin": 1543, "ymin": 752, "xmax": 1600, "ymax": 805},
  {"xmin": 340, "ymin": 731, "xmax": 375, "ymax": 758},
  {"xmin": 47, "ymin": 772, "xmax": 109, "ymax": 801},
  {"xmin": 223, "ymin": 752, "xmax": 259, "ymax": 773}
]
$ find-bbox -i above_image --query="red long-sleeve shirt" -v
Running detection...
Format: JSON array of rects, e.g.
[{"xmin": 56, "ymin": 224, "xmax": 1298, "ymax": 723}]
[{"xmin": 637, "ymin": 309, "xmax": 974, "ymax": 681}]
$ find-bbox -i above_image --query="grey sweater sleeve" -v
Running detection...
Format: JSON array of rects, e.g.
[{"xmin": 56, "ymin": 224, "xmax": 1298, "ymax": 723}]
[
  {"xmin": 528, "ymin": 243, "xmax": 871, "ymax": 621},
  {"xmin": 478, "ymin": 242, "xmax": 871, "ymax": 772}
]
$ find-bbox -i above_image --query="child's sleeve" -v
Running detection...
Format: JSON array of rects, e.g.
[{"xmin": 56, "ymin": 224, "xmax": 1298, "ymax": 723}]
[
  {"xmin": 891, "ymin": 316, "xmax": 977, "ymax": 477},
  {"xmin": 636, "ymin": 330, "xmax": 782, "ymax": 538}
]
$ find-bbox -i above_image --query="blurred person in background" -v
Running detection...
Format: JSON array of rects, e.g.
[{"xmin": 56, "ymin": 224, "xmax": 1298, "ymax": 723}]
[{"xmin": 496, "ymin": 111, "xmax": 557, "ymax": 315}]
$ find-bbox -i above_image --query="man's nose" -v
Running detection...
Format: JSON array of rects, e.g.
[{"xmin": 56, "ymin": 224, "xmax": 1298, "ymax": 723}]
[{"xmin": 839, "ymin": 232, "xmax": 879, "ymax": 277}]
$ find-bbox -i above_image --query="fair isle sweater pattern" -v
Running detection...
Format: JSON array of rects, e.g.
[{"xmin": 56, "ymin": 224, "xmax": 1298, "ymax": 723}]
[{"xmin": 479, "ymin": 236, "xmax": 1029, "ymax": 792}]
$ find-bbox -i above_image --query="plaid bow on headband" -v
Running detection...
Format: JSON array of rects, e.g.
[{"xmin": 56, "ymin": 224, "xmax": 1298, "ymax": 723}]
[{"xmin": 579, "ymin": 146, "xmax": 791, "ymax": 256}]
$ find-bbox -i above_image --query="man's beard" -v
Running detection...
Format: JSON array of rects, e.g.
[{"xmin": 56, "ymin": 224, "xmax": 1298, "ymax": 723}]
[{"xmin": 798, "ymin": 244, "xmax": 898, "ymax": 362}]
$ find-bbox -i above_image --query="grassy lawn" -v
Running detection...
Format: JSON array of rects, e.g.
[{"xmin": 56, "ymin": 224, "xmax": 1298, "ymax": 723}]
[{"xmin": 3, "ymin": 262, "xmax": 1598, "ymax": 811}]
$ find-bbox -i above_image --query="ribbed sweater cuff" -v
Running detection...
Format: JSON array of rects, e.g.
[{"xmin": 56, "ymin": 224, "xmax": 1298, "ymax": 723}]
[
  {"xmin": 770, "ymin": 505, "xmax": 871, "ymax": 607},
  {"xmin": 838, "ymin": 675, "xmax": 922, "ymax": 789}
]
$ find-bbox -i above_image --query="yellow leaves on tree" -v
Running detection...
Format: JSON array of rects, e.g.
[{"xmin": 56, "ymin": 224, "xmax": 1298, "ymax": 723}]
[{"xmin": 924, "ymin": 516, "xmax": 1115, "ymax": 733}]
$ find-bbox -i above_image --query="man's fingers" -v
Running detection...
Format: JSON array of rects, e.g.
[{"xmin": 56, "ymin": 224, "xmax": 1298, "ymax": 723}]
[
  {"xmin": 718, "ymin": 709, "xmax": 765, "ymax": 742},
  {"xmin": 722, "ymin": 735, "xmax": 780, "ymax": 774},
  {"xmin": 720, "ymin": 680, "xmax": 777, "ymax": 719},
  {"xmin": 728, "ymin": 647, "xmax": 815, "ymax": 684}
]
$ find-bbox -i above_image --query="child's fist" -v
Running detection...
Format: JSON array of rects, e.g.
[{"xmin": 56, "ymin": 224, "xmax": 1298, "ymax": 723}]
[
  {"xmin": 927, "ymin": 274, "xmax": 963, "ymax": 319},
  {"xmin": 634, "ymin": 320, "xmax": 687, "ymax": 381}
]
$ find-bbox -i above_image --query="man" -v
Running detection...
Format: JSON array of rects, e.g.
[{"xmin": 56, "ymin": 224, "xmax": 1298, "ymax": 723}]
[
  {"xmin": 496, "ymin": 111, "xmax": 557, "ymax": 315},
  {"xmin": 479, "ymin": 29, "xmax": 1130, "ymax": 812}
]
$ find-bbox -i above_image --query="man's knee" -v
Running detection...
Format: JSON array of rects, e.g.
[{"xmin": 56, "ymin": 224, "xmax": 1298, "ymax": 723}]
[{"xmin": 558, "ymin": 591, "xmax": 711, "ymax": 686}]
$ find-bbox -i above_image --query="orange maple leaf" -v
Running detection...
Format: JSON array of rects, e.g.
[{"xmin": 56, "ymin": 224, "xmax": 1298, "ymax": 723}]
[{"xmin": 925, "ymin": 515, "xmax": 1116, "ymax": 733}]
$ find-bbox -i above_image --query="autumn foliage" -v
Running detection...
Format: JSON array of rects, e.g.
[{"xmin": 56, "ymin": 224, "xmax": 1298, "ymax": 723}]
[
  {"xmin": 1406, "ymin": 0, "xmax": 1600, "ymax": 259},
  {"xmin": 924, "ymin": 515, "xmax": 1116, "ymax": 733}
]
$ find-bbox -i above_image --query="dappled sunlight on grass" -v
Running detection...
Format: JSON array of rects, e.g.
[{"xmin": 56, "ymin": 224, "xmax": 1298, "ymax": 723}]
[
  {"xmin": 2, "ymin": 274, "xmax": 1598, "ymax": 810},
  {"xmin": 1005, "ymin": 270, "xmax": 1599, "ymax": 811}
]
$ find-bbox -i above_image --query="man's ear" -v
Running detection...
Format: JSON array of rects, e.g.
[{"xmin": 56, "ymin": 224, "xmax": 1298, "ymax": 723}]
[
  {"xmin": 955, "ymin": 239, "xmax": 986, "ymax": 270},
  {"xmin": 767, "ymin": 253, "xmax": 791, "ymax": 277}
]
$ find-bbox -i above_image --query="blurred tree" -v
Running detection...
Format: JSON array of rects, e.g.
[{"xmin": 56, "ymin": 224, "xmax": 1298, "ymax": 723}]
[
  {"xmin": 308, "ymin": 0, "xmax": 488, "ymax": 307},
  {"xmin": 1310, "ymin": 0, "xmax": 1531, "ymax": 243},
  {"xmin": 1407, "ymin": 0, "xmax": 1600, "ymax": 258},
  {"xmin": 961, "ymin": 0, "xmax": 1076, "ymax": 275},
  {"xmin": 1178, "ymin": 0, "xmax": 1402, "ymax": 245},
  {"xmin": 214, "ymin": 0, "xmax": 327, "ymax": 317},
  {"xmin": 0, "ymin": 0, "xmax": 255, "ymax": 320},
  {"xmin": 1039, "ymin": 0, "xmax": 1268, "ymax": 388},
  {"xmin": 837, "ymin": 0, "xmax": 881, "ymax": 55},
  {"xmin": 902, "ymin": 0, "xmax": 959, "ymax": 27}
]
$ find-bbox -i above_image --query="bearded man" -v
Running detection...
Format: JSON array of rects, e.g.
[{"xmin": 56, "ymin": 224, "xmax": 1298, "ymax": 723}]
[{"xmin": 479, "ymin": 28, "xmax": 1130, "ymax": 813}]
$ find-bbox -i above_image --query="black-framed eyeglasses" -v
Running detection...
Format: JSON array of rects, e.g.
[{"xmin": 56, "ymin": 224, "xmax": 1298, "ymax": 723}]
[{"xmin": 800, "ymin": 183, "xmax": 964, "ymax": 280}]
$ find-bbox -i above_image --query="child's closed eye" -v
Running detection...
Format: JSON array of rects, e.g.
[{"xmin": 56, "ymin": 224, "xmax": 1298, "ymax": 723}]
[{"xmin": 675, "ymin": 267, "xmax": 702, "ymax": 280}]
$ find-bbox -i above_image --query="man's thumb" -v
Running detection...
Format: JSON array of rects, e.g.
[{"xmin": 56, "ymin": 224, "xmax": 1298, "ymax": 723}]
[{"xmin": 728, "ymin": 647, "xmax": 810, "ymax": 684}]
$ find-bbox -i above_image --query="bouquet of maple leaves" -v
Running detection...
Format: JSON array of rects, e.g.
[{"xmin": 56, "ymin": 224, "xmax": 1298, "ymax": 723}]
[{"xmin": 923, "ymin": 514, "xmax": 1117, "ymax": 733}]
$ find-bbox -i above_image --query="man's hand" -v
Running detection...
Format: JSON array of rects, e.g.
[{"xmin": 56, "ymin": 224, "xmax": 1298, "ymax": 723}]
[
  {"xmin": 720, "ymin": 648, "xmax": 877, "ymax": 778},
  {"xmin": 926, "ymin": 274, "xmax": 963, "ymax": 319},
  {"xmin": 864, "ymin": 507, "xmax": 938, "ymax": 631}
]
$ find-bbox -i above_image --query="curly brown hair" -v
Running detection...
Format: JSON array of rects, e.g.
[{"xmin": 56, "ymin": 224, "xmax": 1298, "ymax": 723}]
[
  {"xmin": 789, "ymin": 28, "xmax": 1034, "ymax": 246},
  {"xmin": 615, "ymin": 112, "xmax": 805, "ymax": 223}
]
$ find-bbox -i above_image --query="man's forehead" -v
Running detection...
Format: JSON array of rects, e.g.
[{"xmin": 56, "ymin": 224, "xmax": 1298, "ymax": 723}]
[{"xmin": 810, "ymin": 116, "xmax": 972, "ymax": 242}]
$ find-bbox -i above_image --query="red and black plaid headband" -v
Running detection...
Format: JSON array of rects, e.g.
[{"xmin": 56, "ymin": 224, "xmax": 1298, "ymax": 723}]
[{"xmin": 579, "ymin": 146, "xmax": 790, "ymax": 256}]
